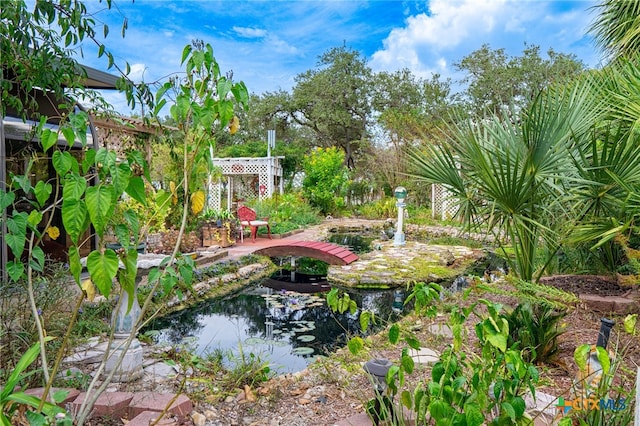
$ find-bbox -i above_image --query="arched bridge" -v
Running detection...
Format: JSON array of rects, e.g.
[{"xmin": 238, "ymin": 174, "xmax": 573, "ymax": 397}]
[{"xmin": 253, "ymin": 241, "xmax": 359, "ymax": 265}]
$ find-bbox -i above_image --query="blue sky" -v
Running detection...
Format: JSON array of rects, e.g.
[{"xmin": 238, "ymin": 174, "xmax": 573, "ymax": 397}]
[{"xmin": 73, "ymin": 0, "xmax": 602, "ymax": 114}]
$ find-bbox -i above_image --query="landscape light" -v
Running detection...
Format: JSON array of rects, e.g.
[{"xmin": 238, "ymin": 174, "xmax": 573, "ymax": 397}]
[{"xmin": 363, "ymin": 358, "xmax": 392, "ymax": 394}]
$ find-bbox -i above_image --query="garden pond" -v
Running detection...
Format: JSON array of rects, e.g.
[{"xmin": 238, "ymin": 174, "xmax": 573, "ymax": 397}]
[
  {"xmin": 143, "ymin": 230, "xmax": 487, "ymax": 374},
  {"xmin": 143, "ymin": 273, "xmax": 406, "ymax": 374},
  {"xmin": 143, "ymin": 231, "xmax": 402, "ymax": 374}
]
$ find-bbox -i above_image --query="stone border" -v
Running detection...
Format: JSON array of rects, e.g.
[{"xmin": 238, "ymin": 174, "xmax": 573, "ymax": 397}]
[{"xmin": 580, "ymin": 294, "xmax": 640, "ymax": 314}]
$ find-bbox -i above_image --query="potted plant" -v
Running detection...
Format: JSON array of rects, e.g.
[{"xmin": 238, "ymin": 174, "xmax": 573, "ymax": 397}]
[{"xmin": 201, "ymin": 208, "xmax": 236, "ymax": 248}]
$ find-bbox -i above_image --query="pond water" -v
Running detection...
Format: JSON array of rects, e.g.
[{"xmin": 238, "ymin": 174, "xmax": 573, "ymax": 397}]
[{"xmin": 144, "ymin": 272, "xmax": 406, "ymax": 374}]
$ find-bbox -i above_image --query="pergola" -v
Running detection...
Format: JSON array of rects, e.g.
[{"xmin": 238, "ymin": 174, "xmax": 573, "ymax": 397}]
[{"xmin": 208, "ymin": 156, "xmax": 284, "ymax": 211}]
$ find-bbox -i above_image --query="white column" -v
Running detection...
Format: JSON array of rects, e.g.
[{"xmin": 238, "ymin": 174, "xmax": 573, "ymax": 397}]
[{"xmin": 226, "ymin": 176, "xmax": 232, "ymax": 211}]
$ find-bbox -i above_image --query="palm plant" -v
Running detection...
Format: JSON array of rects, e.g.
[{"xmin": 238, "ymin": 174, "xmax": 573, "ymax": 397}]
[
  {"xmin": 589, "ymin": 0, "xmax": 640, "ymax": 62},
  {"xmin": 563, "ymin": 62, "xmax": 640, "ymax": 272},
  {"xmin": 409, "ymin": 77, "xmax": 604, "ymax": 281}
]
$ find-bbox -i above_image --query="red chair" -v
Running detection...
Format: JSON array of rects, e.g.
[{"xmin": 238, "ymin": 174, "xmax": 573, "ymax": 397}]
[{"xmin": 237, "ymin": 205, "xmax": 272, "ymax": 242}]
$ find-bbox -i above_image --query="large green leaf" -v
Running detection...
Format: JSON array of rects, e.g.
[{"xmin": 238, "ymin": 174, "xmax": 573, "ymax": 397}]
[
  {"xmin": 86, "ymin": 250, "xmax": 119, "ymax": 297},
  {"xmin": 69, "ymin": 111, "xmax": 88, "ymax": 146},
  {"xmin": 34, "ymin": 181, "xmax": 52, "ymax": 208},
  {"xmin": 120, "ymin": 249, "xmax": 138, "ymax": 308},
  {"xmin": 217, "ymin": 78, "xmax": 232, "ymax": 101},
  {"xmin": 6, "ymin": 212, "xmax": 28, "ymax": 258},
  {"xmin": 40, "ymin": 128, "xmax": 59, "ymax": 151},
  {"xmin": 595, "ymin": 346, "xmax": 611, "ymax": 375},
  {"xmin": 574, "ymin": 344, "xmax": 590, "ymax": 372},
  {"xmin": 6, "ymin": 260, "xmax": 24, "ymax": 282},
  {"xmin": 82, "ymin": 148, "xmax": 96, "ymax": 175},
  {"xmin": 126, "ymin": 175, "xmax": 147, "ymax": 206},
  {"xmin": 347, "ymin": 336, "xmax": 364, "ymax": 355},
  {"xmin": 388, "ymin": 323, "xmax": 400, "ymax": 344},
  {"xmin": 110, "ymin": 163, "xmax": 131, "ymax": 197},
  {"xmin": 359, "ymin": 310, "xmax": 372, "ymax": 333},
  {"xmin": 68, "ymin": 246, "xmax": 82, "ymax": 284},
  {"xmin": 61, "ymin": 198, "xmax": 88, "ymax": 244},
  {"xmin": 27, "ymin": 210, "xmax": 43, "ymax": 228},
  {"xmin": 30, "ymin": 246, "xmax": 45, "ymax": 272},
  {"xmin": 0, "ymin": 191, "xmax": 15, "ymax": 210},
  {"xmin": 95, "ymin": 148, "xmax": 117, "ymax": 171},
  {"xmin": 52, "ymin": 151, "xmax": 78, "ymax": 175},
  {"xmin": 62, "ymin": 174, "xmax": 87, "ymax": 201},
  {"xmin": 483, "ymin": 322, "xmax": 507, "ymax": 352},
  {"xmin": 217, "ymin": 99, "xmax": 235, "ymax": 128},
  {"xmin": 464, "ymin": 404, "xmax": 484, "ymax": 426},
  {"xmin": 85, "ymin": 184, "xmax": 115, "ymax": 237}
]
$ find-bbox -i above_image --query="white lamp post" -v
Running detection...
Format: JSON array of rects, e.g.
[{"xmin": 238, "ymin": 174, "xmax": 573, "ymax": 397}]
[{"xmin": 393, "ymin": 186, "xmax": 407, "ymax": 246}]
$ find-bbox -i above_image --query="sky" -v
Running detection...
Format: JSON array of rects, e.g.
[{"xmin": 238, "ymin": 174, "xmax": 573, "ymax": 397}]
[{"xmin": 71, "ymin": 0, "xmax": 603, "ymax": 115}]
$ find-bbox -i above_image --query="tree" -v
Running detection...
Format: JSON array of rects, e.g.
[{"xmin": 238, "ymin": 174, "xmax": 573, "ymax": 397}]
[
  {"xmin": 290, "ymin": 45, "xmax": 373, "ymax": 169},
  {"xmin": 455, "ymin": 44, "xmax": 585, "ymax": 119},
  {"xmin": 369, "ymin": 70, "xmax": 458, "ymax": 200},
  {"xmin": 1, "ymin": 2, "xmax": 247, "ymax": 424}
]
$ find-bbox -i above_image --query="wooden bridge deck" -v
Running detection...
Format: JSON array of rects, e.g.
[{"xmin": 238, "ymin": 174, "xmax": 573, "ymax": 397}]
[{"xmin": 253, "ymin": 240, "xmax": 359, "ymax": 265}]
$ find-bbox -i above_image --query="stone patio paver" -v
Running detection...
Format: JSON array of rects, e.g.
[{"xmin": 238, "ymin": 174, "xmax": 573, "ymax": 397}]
[
  {"xmin": 128, "ymin": 391, "xmax": 193, "ymax": 419},
  {"xmin": 70, "ymin": 391, "xmax": 133, "ymax": 418}
]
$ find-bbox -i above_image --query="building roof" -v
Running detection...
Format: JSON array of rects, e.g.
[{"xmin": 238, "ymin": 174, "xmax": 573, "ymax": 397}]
[{"xmin": 79, "ymin": 64, "xmax": 120, "ymax": 89}]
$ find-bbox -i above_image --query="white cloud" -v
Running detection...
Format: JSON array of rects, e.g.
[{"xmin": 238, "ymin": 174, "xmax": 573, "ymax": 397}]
[
  {"xmin": 128, "ymin": 63, "xmax": 148, "ymax": 82},
  {"xmin": 267, "ymin": 36, "xmax": 300, "ymax": 55},
  {"xmin": 370, "ymin": 0, "xmax": 596, "ymax": 81},
  {"xmin": 370, "ymin": 0, "xmax": 511, "ymax": 76},
  {"xmin": 233, "ymin": 26, "xmax": 268, "ymax": 38}
]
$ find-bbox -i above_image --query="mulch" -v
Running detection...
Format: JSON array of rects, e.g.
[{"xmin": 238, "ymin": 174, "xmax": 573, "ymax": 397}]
[{"xmin": 539, "ymin": 274, "xmax": 633, "ymax": 297}]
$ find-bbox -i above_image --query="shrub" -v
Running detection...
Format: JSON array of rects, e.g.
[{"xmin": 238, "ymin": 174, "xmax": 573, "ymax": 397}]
[
  {"xmin": 249, "ymin": 193, "xmax": 321, "ymax": 235},
  {"xmin": 506, "ymin": 302, "xmax": 567, "ymax": 364},
  {"xmin": 356, "ymin": 197, "xmax": 397, "ymax": 219},
  {"xmin": 302, "ymin": 147, "xmax": 349, "ymax": 215}
]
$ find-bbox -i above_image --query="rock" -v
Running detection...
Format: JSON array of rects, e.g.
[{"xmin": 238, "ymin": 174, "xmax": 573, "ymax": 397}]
[
  {"xmin": 244, "ymin": 385, "xmax": 256, "ymax": 402},
  {"xmin": 191, "ymin": 412, "xmax": 207, "ymax": 426},
  {"xmin": 428, "ymin": 323, "xmax": 453, "ymax": 338},
  {"xmin": 205, "ymin": 408, "xmax": 218, "ymax": 419},
  {"xmin": 409, "ymin": 347, "xmax": 440, "ymax": 364},
  {"xmin": 440, "ymin": 250, "xmax": 455, "ymax": 266}
]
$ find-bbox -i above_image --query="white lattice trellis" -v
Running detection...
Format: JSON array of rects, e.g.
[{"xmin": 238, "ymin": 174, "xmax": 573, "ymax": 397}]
[
  {"xmin": 431, "ymin": 183, "xmax": 458, "ymax": 220},
  {"xmin": 207, "ymin": 157, "xmax": 284, "ymax": 211}
]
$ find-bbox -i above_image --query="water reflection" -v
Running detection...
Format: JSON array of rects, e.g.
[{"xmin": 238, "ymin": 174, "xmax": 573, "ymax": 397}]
[{"xmin": 145, "ymin": 278, "xmax": 404, "ymax": 374}]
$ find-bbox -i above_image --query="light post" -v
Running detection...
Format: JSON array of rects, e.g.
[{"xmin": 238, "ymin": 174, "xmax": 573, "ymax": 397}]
[
  {"xmin": 363, "ymin": 358, "xmax": 396, "ymax": 426},
  {"xmin": 393, "ymin": 186, "xmax": 407, "ymax": 246},
  {"xmin": 363, "ymin": 358, "xmax": 392, "ymax": 395}
]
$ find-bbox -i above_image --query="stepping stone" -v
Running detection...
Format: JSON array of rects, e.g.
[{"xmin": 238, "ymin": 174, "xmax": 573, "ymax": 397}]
[
  {"xmin": 427, "ymin": 323, "xmax": 453, "ymax": 338},
  {"xmin": 70, "ymin": 391, "xmax": 134, "ymax": 418},
  {"xmin": 24, "ymin": 388, "xmax": 80, "ymax": 406},
  {"xmin": 409, "ymin": 348, "xmax": 440, "ymax": 364},
  {"xmin": 143, "ymin": 361, "xmax": 178, "ymax": 378},
  {"xmin": 128, "ymin": 392, "xmax": 192, "ymax": 419}
]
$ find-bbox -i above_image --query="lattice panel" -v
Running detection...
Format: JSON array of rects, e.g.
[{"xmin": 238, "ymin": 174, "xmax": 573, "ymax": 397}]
[
  {"xmin": 209, "ymin": 157, "xmax": 284, "ymax": 208},
  {"xmin": 207, "ymin": 181, "xmax": 221, "ymax": 211},
  {"xmin": 431, "ymin": 184, "xmax": 458, "ymax": 220}
]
